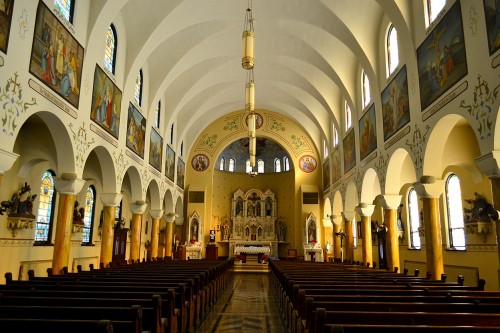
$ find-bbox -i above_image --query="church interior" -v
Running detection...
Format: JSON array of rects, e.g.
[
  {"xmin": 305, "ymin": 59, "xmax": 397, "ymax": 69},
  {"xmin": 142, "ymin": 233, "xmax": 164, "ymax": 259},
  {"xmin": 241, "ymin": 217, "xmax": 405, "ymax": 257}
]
[{"xmin": 1, "ymin": 0, "xmax": 500, "ymax": 331}]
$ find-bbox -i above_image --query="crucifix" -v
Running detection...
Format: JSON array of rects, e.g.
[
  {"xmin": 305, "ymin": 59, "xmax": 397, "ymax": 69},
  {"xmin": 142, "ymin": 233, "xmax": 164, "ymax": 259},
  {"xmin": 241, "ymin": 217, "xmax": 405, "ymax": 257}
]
[{"xmin": 335, "ymin": 228, "xmax": 346, "ymax": 262}]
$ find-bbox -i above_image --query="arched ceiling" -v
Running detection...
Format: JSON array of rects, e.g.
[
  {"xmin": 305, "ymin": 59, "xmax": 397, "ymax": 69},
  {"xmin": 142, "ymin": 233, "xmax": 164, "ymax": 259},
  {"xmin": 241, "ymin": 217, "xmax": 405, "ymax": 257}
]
[{"xmin": 93, "ymin": 0, "xmax": 404, "ymax": 154}]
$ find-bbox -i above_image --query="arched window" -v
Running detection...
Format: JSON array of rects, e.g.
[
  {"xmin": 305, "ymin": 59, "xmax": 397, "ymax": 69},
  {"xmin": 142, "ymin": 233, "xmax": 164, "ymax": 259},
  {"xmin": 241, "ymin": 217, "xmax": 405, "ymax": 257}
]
[
  {"xmin": 54, "ymin": 0, "xmax": 75, "ymax": 24},
  {"xmin": 257, "ymin": 159, "xmax": 264, "ymax": 173},
  {"xmin": 245, "ymin": 160, "xmax": 251, "ymax": 173},
  {"xmin": 274, "ymin": 158, "xmax": 281, "ymax": 172},
  {"xmin": 324, "ymin": 140, "xmax": 329, "ymax": 159},
  {"xmin": 408, "ymin": 188, "xmax": 421, "ymax": 249},
  {"xmin": 345, "ymin": 100, "xmax": 352, "ymax": 130},
  {"xmin": 219, "ymin": 157, "xmax": 225, "ymax": 171},
  {"xmin": 446, "ymin": 174, "xmax": 466, "ymax": 250},
  {"xmin": 362, "ymin": 71, "xmax": 371, "ymax": 109},
  {"xmin": 154, "ymin": 101, "xmax": 161, "ymax": 128},
  {"xmin": 283, "ymin": 156, "xmax": 290, "ymax": 171},
  {"xmin": 427, "ymin": 0, "xmax": 446, "ymax": 27},
  {"xmin": 333, "ymin": 126, "xmax": 339, "ymax": 147},
  {"xmin": 180, "ymin": 141, "xmax": 184, "ymax": 157},
  {"xmin": 134, "ymin": 69, "xmax": 143, "ymax": 106},
  {"xmin": 104, "ymin": 24, "xmax": 117, "ymax": 74},
  {"xmin": 82, "ymin": 186, "xmax": 96, "ymax": 244},
  {"xmin": 170, "ymin": 123, "xmax": 174, "ymax": 144},
  {"xmin": 34, "ymin": 170, "xmax": 57, "ymax": 244},
  {"xmin": 229, "ymin": 158, "xmax": 235, "ymax": 172},
  {"xmin": 352, "ymin": 217, "xmax": 357, "ymax": 248},
  {"xmin": 387, "ymin": 24, "xmax": 399, "ymax": 77},
  {"xmin": 115, "ymin": 200, "xmax": 123, "ymax": 223}
]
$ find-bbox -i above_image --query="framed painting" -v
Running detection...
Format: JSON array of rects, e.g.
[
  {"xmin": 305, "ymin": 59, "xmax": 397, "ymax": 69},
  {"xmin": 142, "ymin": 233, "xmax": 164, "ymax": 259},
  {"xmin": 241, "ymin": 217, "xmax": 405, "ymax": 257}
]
[
  {"xmin": 29, "ymin": 1, "xmax": 84, "ymax": 108},
  {"xmin": 323, "ymin": 158, "xmax": 330, "ymax": 190},
  {"xmin": 332, "ymin": 146, "xmax": 341, "ymax": 183},
  {"xmin": 484, "ymin": 0, "xmax": 500, "ymax": 55},
  {"xmin": 0, "ymin": 0, "xmax": 14, "ymax": 54},
  {"xmin": 149, "ymin": 128, "xmax": 163, "ymax": 172},
  {"xmin": 192, "ymin": 153, "xmax": 209, "ymax": 172},
  {"xmin": 417, "ymin": 1, "xmax": 467, "ymax": 110},
  {"xmin": 165, "ymin": 145, "xmax": 175, "ymax": 181},
  {"xmin": 126, "ymin": 102, "xmax": 146, "ymax": 158},
  {"xmin": 90, "ymin": 65, "xmax": 122, "ymax": 138},
  {"xmin": 359, "ymin": 103, "xmax": 377, "ymax": 160},
  {"xmin": 343, "ymin": 129, "xmax": 356, "ymax": 173},
  {"xmin": 177, "ymin": 158, "xmax": 185, "ymax": 189},
  {"xmin": 381, "ymin": 65, "xmax": 410, "ymax": 141},
  {"xmin": 299, "ymin": 155, "xmax": 317, "ymax": 173}
]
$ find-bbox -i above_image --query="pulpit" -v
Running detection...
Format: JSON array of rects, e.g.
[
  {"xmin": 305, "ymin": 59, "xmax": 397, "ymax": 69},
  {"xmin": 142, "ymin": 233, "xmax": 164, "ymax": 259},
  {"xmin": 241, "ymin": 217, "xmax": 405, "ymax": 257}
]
[
  {"xmin": 112, "ymin": 227, "xmax": 129, "ymax": 266},
  {"xmin": 205, "ymin": 244, "xmax": 218, "ymax": 260}
]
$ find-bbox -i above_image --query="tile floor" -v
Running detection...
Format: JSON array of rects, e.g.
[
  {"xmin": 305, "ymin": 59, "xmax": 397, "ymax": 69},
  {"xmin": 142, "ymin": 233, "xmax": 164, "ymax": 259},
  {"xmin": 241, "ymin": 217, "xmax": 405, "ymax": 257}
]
[{"xmin": 194, "ymin": 273, "xmax": 286, "ymax": 333}]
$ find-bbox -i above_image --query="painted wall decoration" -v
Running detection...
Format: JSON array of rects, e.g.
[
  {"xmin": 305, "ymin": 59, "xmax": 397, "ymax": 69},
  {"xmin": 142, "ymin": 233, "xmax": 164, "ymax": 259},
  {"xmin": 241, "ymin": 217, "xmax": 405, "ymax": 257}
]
[
  {"xmin": 192, "ymin": 153, "xmax": 209, "ymax": 172},
  {"xmin": 149, "ymin": 128, "xmax": 163, "ymax": 172},
  {"xmin": 126, "ymin": 102, "xmax": 146, "ymax": 158},
  {"xmin": 332, "ymin": 146, "xmax": 341, "ymax": 183},
  {"xmin": 323, "ymin": 158, "xmax": 330, "ymax": 190},
  {"xmin": 29, "ymin": 1, "xmax": 84, "ymax": 108},
  {"xmin": 245, "ymin": 112, "xmax": 263, "ymax": 129},
  {"xmin": 165, "ymin": 145, "xmax": 175, "ymax": 181},
  {"xmin": 381, "ymin": 65, "xmax": 410, "ymax": 141},
  {"xmin": 90, "ymin": 65, "xmax": 122, "ymax": 139},
  {"xmin": 358, "ymin": 103, "xmax": 377, "ymax": 160},
  {"xmin": 343, "ymin": 129, "xmax": 356, "ymax": 173},
  {"xmin": 177, "ymin": 158, "xmax": 185, "ymax": 189},
  {"xmin": 299, "ymin": 155, "xmax": 317, "ymax": 173},
  {"xmin": 417, "ymin": 1, "xmax": 467, "ymax": 110},
  {"xmin": 484, "ymin": 0, "xmax": 500, "ymax": 55},
  {"xmin": 0, "ymin": 0, "xmax": 14, "ymax": 53}
]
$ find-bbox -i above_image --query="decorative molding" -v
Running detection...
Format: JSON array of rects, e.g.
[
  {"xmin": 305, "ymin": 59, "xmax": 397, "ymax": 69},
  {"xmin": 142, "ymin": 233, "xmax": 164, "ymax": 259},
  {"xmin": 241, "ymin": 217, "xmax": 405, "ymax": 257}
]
[
  {"xmin": 344, "ymin": 167, "xmax": 356, "ymax": 180},
  {"xmin": 196, "ymin": 133, "xmax": 218, "ymax": 154},
  {"xmin": 0, "ymin": 238, "xmax": 34, "ymax": 246},
  {"xmin": 52, "ymin": 8, "xmax": 75, "ymax": 35},
  {"xmin": 459, "ymin": 75, "xmax": 499, "ymax": 140},
  {"xmin": 492, "ymin": 53, "xmax": 500, "ymax": 68},
  {"xmin": 384, "ymin": 125, "xmax": 410, "ymax": 150},
  {"xmin": 17, "ymin": 9, "xmax": 29, "ymax": 40},
  {"xmin": 69, "ymin": 122, "xmax": 95, "ymax": 168},
  {"xmin": 290, "ymin": 134, "xmax": 313, "ymax": 154},
  {"xmin": 149, "ymin": 166, "xmax": 161, "ymax": 178},
  {"xmin": 360, "ymin": 151, "xmax": 377, "ymax": 167},
  {"xmin": 422, "ymin": 80, "xmax": 468, "ymax": 121},
  {"xmin": 1, "ymin": 73, "xmax": 37, "ymax": 136},
  {"xmin": 29, "ymin": 78, "xmax": 75, "ymax": 118},
  {"xmin": 354, "ymin": 168, "xmax": 364, "ymax": 199},
  {"xmin": 113, "ymin": 150, "xmax": 128, "ymax": 184},
  {"xmin": 141, "ymin": 167, "xmax": 150, "ymax": 195},
  {"xmin": 90, "ymin": 123, "xmax": 118, "ymax": 147},
  {"xmin": 268, "ymin": 115, "xmax": 285, "ymax": 132},
  {"xmin": 7, "ymin": 216, "xmax": 35, "ymax": 237},
  {"xmin": 464, "ymin": 221, "xmax": 492, "ymax": 243},
  {"xmin": 467, "ymin": 5, "xmax": 478, "ymax": 36},
  {"xmin": 374, "ymin": 153, "xmax": 389, "ymax": 190},
  {"xmin": 406, "ymin": 123, "xmax": 430, "ymax": 171},
  {"xmin": 126, "ymin": 149, "xmax": 144, "ymax": 166},
  {"xmin": 466, "ymin": 244, "xmax": 497, "ymax": 252}
]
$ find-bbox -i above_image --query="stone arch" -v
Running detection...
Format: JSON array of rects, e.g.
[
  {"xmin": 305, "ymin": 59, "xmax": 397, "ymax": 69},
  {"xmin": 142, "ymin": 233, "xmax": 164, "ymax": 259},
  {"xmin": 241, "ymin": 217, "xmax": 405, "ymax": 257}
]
[
  {"xmin": 360, "ymin": 168, "xmax": 381, "ymax": 203},
  {"xmin": 163, "ymin": 189, "xmax": 174, "ymax": 213},
  {"xmin": 332, "ymin": 190, "xmax": 343, "ymax": 215},
  {"xmin": 324, "ymin": 196, "xmax": 332, "ymax": 218},
  {"xmin": 121, "ymin": 166, "xmax": 143, "ymax": 202},
  {"xmin": 84, "ymin": 146, "xmax": 117, "ymax": 194},
  {"xmin": 145, "ymin": 179, "xmax": 161, "ymax": 210},
  {"xmin": 385, "ymin": 148, "xmax": 417, "ymax": 195},
  {"xmin": 493, "ymin": 106, "xmax": 500, "ymax": 151},
  {"xmin": 344, "ymin": 182, "xmax": 359, "ymax": 212},
  {"xmin": 174, "ymin": 195, "xmax": 184, "ymax": 224}
]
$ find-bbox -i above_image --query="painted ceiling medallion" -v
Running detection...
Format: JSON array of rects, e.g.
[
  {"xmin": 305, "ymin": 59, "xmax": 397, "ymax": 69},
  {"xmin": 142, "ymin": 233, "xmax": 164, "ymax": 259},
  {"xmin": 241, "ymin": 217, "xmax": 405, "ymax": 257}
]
[
  {"xmin": 192, "ymin": 154, "xmax": 209, "ymax": 172},
  {"xmin": 299, "ymin": 155, "xmax": 317, "ymax": 173}
]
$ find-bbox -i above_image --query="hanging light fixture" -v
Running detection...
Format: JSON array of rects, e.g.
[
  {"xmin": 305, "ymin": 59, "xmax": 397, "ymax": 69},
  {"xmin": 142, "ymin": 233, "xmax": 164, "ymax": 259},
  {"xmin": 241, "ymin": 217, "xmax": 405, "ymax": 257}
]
[
  {"xmin": 242, "ymin": 1, "xmax": 254, "ymax": 70},
  {"xmin": 245, "ymin": 70, "xmax": 255, "ymax": 112}
]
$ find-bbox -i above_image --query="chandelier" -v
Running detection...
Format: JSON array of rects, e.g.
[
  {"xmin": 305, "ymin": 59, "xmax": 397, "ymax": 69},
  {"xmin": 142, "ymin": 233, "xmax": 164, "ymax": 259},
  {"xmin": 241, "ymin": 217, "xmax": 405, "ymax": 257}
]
[{"xmin": 242, "ymin": 0, "xmax": 257, "ymax": 176}]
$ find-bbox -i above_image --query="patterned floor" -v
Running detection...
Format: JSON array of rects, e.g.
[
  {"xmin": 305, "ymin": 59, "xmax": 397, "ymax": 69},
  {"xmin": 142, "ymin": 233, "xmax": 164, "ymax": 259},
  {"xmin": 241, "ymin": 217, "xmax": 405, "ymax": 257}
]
[{"xmin": 194, "ymin": 273, "xmax": 285, "ymax": 333}]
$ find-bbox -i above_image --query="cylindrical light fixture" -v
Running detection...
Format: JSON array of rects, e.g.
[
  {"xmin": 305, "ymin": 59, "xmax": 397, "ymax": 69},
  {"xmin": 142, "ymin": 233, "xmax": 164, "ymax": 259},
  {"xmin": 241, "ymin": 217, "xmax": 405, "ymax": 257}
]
[
  {"xmin": 245, "ymin": 81, "xmax": 255, "ymax": 112},
  {"xmin": 250, "ymin": 154, "xmax": 256, "ymax": 168},
  {"xmin": 242, "ymin": 8, "xmax": 254, "ymax": 70},
  {"xmin": 248, "ymin": 113, "xmax": 256, "ymax": 137},
  {"xmin": 249, "ymin": 135, "xmax": 256, "ymax": 155}
]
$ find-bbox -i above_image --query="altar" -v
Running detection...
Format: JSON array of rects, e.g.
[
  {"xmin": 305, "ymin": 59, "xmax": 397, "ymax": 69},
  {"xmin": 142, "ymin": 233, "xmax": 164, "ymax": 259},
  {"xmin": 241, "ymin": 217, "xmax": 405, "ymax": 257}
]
[{"xmin": 234, "ymin": 245, "xmax": 271, "ymax": 255}]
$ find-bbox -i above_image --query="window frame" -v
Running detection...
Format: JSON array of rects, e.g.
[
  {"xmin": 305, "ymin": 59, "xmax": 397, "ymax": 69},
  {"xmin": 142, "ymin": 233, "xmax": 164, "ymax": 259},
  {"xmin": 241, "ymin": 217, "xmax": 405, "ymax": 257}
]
[
  {"xmin": 229, "ymin": 158, "xmax": 235, "ymax": 172},
  {"xmin": 426, "ymin": 0, "xmax": 446, "ymax": 27},
  {"xmin": 445, "ymin": 173, "xmax": 466, "ymax": 251},
  {"xmin": 257, "ymin": 159, "xmax": 264, "ymax": 173},
  {"xmin": 386, "ymin": 24, "xmax": 399, "ymax": 77},
  {"xmin": 274, "ymin": 158, "xmax": 281, "ymax": 172},
  {"xmin": 408, "ymin": 188, "xmax": 421, "ymax": 250},
  {"xmin": 54, "ymin": 0, "xmax": 75, "ymax": 24},
  {"xmin": 134, "ymin": 69, "xmax": 143, "ymax": 106},
  {"xmin": 154, "ymin": 101, "xmax": 161, "ymax": 129},
  {"xmin": 34, "ymin": 170, "xmax": 57, "ymax": 246},
  {"xmin": 81, "ymin": 185, "xmax": 96, "ymax": 245},
  {"xmin": 345, "ymin": 100, "xmax": 352, "ymax": 130},
  {"xmin": 104, "ymin": 24, "xmax": 117, "ymax": 74},
  {"xmin": 219, "ymin": 157, "xmax": 225, "ymax": 171},
  {"xmin": 362, "ymin": 71, "xmax": 371, "ymax": 109}
]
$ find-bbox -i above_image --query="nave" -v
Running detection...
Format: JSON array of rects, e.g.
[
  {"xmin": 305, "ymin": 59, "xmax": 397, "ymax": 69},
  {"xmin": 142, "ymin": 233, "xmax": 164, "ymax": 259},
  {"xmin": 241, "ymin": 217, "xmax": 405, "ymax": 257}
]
[{"xmin": 195, "ymin": 273, "xmax": 285, "ymax": 333}]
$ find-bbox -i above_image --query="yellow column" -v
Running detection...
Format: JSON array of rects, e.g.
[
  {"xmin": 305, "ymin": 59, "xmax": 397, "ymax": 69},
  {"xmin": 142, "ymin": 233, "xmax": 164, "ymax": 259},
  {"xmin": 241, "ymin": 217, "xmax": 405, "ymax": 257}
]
[
  {"xmin": 332, "ymin": 215, "xmax": 342, "ymax": 260},
  {"xmin": 99, "ymin": 193, "xmax": 122, "ymax": 267},
  {"xmin": 129, "ymin": 201, "xmax": 148, "ymax": 262},
  {"xmin": 164, "ymin": 212, "xmax": 177, "ymax": 258},
  {"xmin": 342, "ymin": 211, "xmax": 355, "ymax": 262},
  {"xmin": 414, "ymin": 176, "xmax": 445, "ymax": 280},
  {"xmin": 149, "ymin": 209, "xmax": 164, "ymax": 259},
  {"xmin": 52, "ymin": 174, "xmax": 85, "ymax": 275},
  {"xmin": 380, "ymin": 195, "xmax": 402, "ymax": 272},
  {"xmin": 356, "ymin": 203, "xmax": 375, "ymax": 267}
]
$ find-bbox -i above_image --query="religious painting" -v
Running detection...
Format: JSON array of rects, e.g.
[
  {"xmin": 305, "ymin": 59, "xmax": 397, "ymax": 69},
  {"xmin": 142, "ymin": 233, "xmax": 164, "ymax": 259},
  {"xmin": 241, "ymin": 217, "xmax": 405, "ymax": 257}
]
[
  {"xmin": 332, "ymin": 146, "xmax": 341, "ymax": 183},
  {"xmin": 126, "ymin": 102, "xmax": 146, "ymax": 158},
  {"xmin": 299, "ymin": 155, "xmax": 317, "ymax": 173},
  {"xmin": 90, "ymin": 65, "xmax": 122, "ymax": 138},
  {"xmin": 177, "ymin": 158, "xmax": 185, "ymax": 189},
  {"xmin": 484, "ymin": 0, "xmax": 500, "ymax": 55},
  {"xmin": 381, "ymin": 66, "xmax": 409, "ymax": 141},
  {"xmin": 358, "ymin": 104, "xmax": 377, "ymax": 160},
  {"xmin": 192, "ymin": 153, "xmax": 209, "ymax": 172},
  {"xmin": 343, "ymin": 129, "xmax": 356, "ymax": 173},
  {"xmin": 245, "ymin": 112, "xmax": 264, "ymax": 129},
  {"xmin": 29, "ymin": 1, "xmax": 84, "ymax": 108},
  {"xmin": 323, "ymin": 158, "xmax": 330, "ymax": 190},
  {"xmin": 165, "ymin": 145, "xmax": 175, "ymax": 181},
  {"xmin": 0, "ymin": 0, "xmax": 14, "ymax": 54},
  {"xmin": 149, "ymin": 128, "xmax": 163, "ymax": 172},
  {"xmin": 417, "ymin": 1, "xmax": 467, "ymax": 110}
]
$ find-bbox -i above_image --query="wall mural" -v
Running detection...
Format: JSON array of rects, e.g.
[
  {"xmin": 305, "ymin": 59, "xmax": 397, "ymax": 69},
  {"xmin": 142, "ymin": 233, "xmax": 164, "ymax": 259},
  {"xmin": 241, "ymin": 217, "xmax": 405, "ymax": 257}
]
[
  {"xmin": 374, "ymin": 153, "xmax": 389, "ymax": 190},
  {"xmin": 177, "ymin": 158, "xmax": 185, "ymax": 189},
  {"xmin": 29, "ymin": 1, "xmax": 84, "ymax": 108},
  {"xmin": 69, "ymin": 122, "xmax": 95, "ymax": 168},
  {"xmin": 192, "ymin": 153, "xmax": 209, "ymax": 172},
  {"xmin": 332, "ymin": 147, "xmax": 341, "ymax": 183},
  {"xmin": 245, "ymin": 112, "xmax": 263, "ymax": 129},
  {"xmin": 299, "ymin": 155, "xmax": 317, "ymax": 173},
  {"xmin": 323, "ymin": 158, "xmax": 330, "ymax": 190},
  {"xmin": 223, "ymin": 114, "xmax": 241, "ymax": 132},
  {"xmin": 149, "ymin": 128, "xmax": 163, "ymax": 172},
  {"xmin": 0, "ymin": 0, "xmax": 14, "ymax": 53},
  {"xmin": 417, "ymin": 1, "xmax": 467, "ymax": 110},
  {"xmin": 113, "ymin": 150, "xmax": 128, "ymax": 184},
  {"xmin": 90, "ymin": 65, "xmax": 122, "ymax": 139},
  {"xmin": 484, "ymin": 0, "xmax": 500, "ymax": 55},
  {"xmin": 406, "ymin": 123, "xmax": 430, "ymax": 171},
  {"xmin": 343, "ymin": 129, "xmax": 356, "ymax": 173},
  {"xmin": 165, "ymin": 145, "xmax": 175, "ymax": 181},
  {"xmin": 381, "ymin": 65, "xmax": 410, "ymax": 141},
  {"xmin": 359, "ymin": 103, "xmax": 377, "ymax": 160},
  {"xmin": 126, "ymin": 102, "xmax": 146, "ymax": 159}
]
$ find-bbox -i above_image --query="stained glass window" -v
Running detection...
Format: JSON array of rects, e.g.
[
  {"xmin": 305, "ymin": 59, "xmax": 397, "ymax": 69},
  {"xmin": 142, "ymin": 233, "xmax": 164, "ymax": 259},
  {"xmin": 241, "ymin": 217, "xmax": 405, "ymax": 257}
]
[
  {"xmin": 54, "ymin": 0, "xmax": 75, "ymax": 24},
  {"xmin": 82, "ymin": 186, "xmax": 96, "ymax": 244},
  {"xmin": 387, "ymin": 24, "xmax": 399, "ymax": 77},
  {"xmin": 134, "ymin": 70, "xmax": 143, "ymax": 106},
  {"xmin": 427, "ymin": 0, "xmax": 446, "ymax": 26},
  {"xmin": 170, "ymin": 123, "xmax": 174, "ymax": 145},
  {"xmin": 362, "ymin": 71, "xmax": 371, "ymax": 109},
  {"xmin": 35, "ymin": 171, "xmax": 56, "ymax": 243},
  {"xmin": 446, "ymin": 174, "xmax": 466, "ymax": 250},
  {"xmin": 104, "ymin": 25, "xmax": 117, "ymax": 74},
  {"xmin": 274, "ymin": 158, "xmax": 281, "ymax": 172},
  {"xmin": 408, "ymin": 188, "xmax": 421, "ymax": 249},
  {"xmin": 345, "ymin": 100, "xmax": 352, "ymax": 130},
  {"xmin": 154, "ymin": 101, "xmax": 161, "ymax": 128}
]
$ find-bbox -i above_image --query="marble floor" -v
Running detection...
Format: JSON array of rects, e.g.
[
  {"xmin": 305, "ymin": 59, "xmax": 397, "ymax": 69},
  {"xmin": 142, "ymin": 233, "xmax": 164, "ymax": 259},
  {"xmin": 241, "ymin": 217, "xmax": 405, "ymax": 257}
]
[{"xmin": 194, "ymin": 273, "xmax": 286, "ymax": 333}]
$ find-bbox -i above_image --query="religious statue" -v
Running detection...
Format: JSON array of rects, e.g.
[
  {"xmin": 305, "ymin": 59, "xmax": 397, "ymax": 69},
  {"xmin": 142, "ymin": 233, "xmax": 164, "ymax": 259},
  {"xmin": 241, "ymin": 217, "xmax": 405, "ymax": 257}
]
[
  {"xmin": 265, "ymin": 198, "xmax": 272, "ymax": 216},
  {"xmin": 464, "ymin": 192, "xmax": 499, "ymax": 222},
  {"xmin": 276, "ymin": 220, "xmax": 286, "ymax": 242},
  {"xmin": 73, "ymin": 201, "xmax": 85, "ymax": 226},
  {"xmin": 308, "ymin": 220, "xmax": 316, "ymax": 243},
  {"xmin": 236, "ymin": 198, "xmax": 243, "ymax": 216},
  {"xmin": 221, "ymin": 219, "xmax": 229, "ymax": 241},
  {"xmin": 0, "ymin": 182, "xmax": 37, "ymax": 218}
]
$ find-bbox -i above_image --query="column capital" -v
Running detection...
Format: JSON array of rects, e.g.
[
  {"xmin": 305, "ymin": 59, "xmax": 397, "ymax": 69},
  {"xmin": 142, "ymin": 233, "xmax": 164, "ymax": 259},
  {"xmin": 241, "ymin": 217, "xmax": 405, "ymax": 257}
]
[
  {"xmin": 342, "ymin": 211, "xmax": 355, "ymax": 222},
  {"xmin": 475, "ymin": 151, "xmax": 500, "ymax": 179},
  {"xmin": 150, "ymin": 209, "xmax": 164, "ymax": 219},
  {"xmin": 330, "ymin": 214, "xmax": 343, "ymax": 226},
  {"xmin": 0, "ymin": 149, "xmax": 19, "ymax": 175},
  {"xmin": 53, "ymin": 173, "xmax": 86, "ymax": 195},
  {"xmin": 165, "ymin": 212, "xmax": 178, "ymax": 223},
  {"xmin": 130, "ymin": 201, "xmax": 148, "ymax": 215},
  {"xmin": 356, "ymin": 203, "xmax": 375, "ymax": 217},
  {"xmin": 413, "ymin": 176, "xmax": 444, "ymax": 198},
  {"xmin": 379, "ymin": 194, "xmax": 402, "ymax": 210},
  {"xmin": 100, "ymin": 193, "xmax": 123, "ymax": 206}
]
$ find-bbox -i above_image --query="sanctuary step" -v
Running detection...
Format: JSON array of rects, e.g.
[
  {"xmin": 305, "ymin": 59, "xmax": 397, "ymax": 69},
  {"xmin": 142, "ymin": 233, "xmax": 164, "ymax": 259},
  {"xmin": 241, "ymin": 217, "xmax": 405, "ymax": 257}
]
[{"xmin": 234, "ymin": 254, "xmax": 269, "ymax": 273}]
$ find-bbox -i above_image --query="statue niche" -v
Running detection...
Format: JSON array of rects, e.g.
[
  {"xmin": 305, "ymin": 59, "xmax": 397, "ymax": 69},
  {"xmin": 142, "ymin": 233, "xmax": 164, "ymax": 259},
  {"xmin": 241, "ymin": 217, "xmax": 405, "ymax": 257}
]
[{"xmin": 1, "ymin": 182, "xmax": 38, "ymax": 237}]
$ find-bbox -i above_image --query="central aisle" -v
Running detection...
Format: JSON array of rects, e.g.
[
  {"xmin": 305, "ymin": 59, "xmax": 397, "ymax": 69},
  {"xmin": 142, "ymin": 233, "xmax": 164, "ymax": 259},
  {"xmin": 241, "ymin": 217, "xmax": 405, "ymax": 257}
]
[{"xmin": 194, "ymin": 273, "xmax": 285, "ymax": 332}]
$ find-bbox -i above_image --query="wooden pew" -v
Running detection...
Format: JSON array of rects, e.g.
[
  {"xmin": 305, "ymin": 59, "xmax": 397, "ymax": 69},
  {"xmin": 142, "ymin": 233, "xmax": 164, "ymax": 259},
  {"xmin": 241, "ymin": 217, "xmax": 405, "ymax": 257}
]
[{"xmin": 0, "ymin": 318, "xmax": 114, "ymax": 333}]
